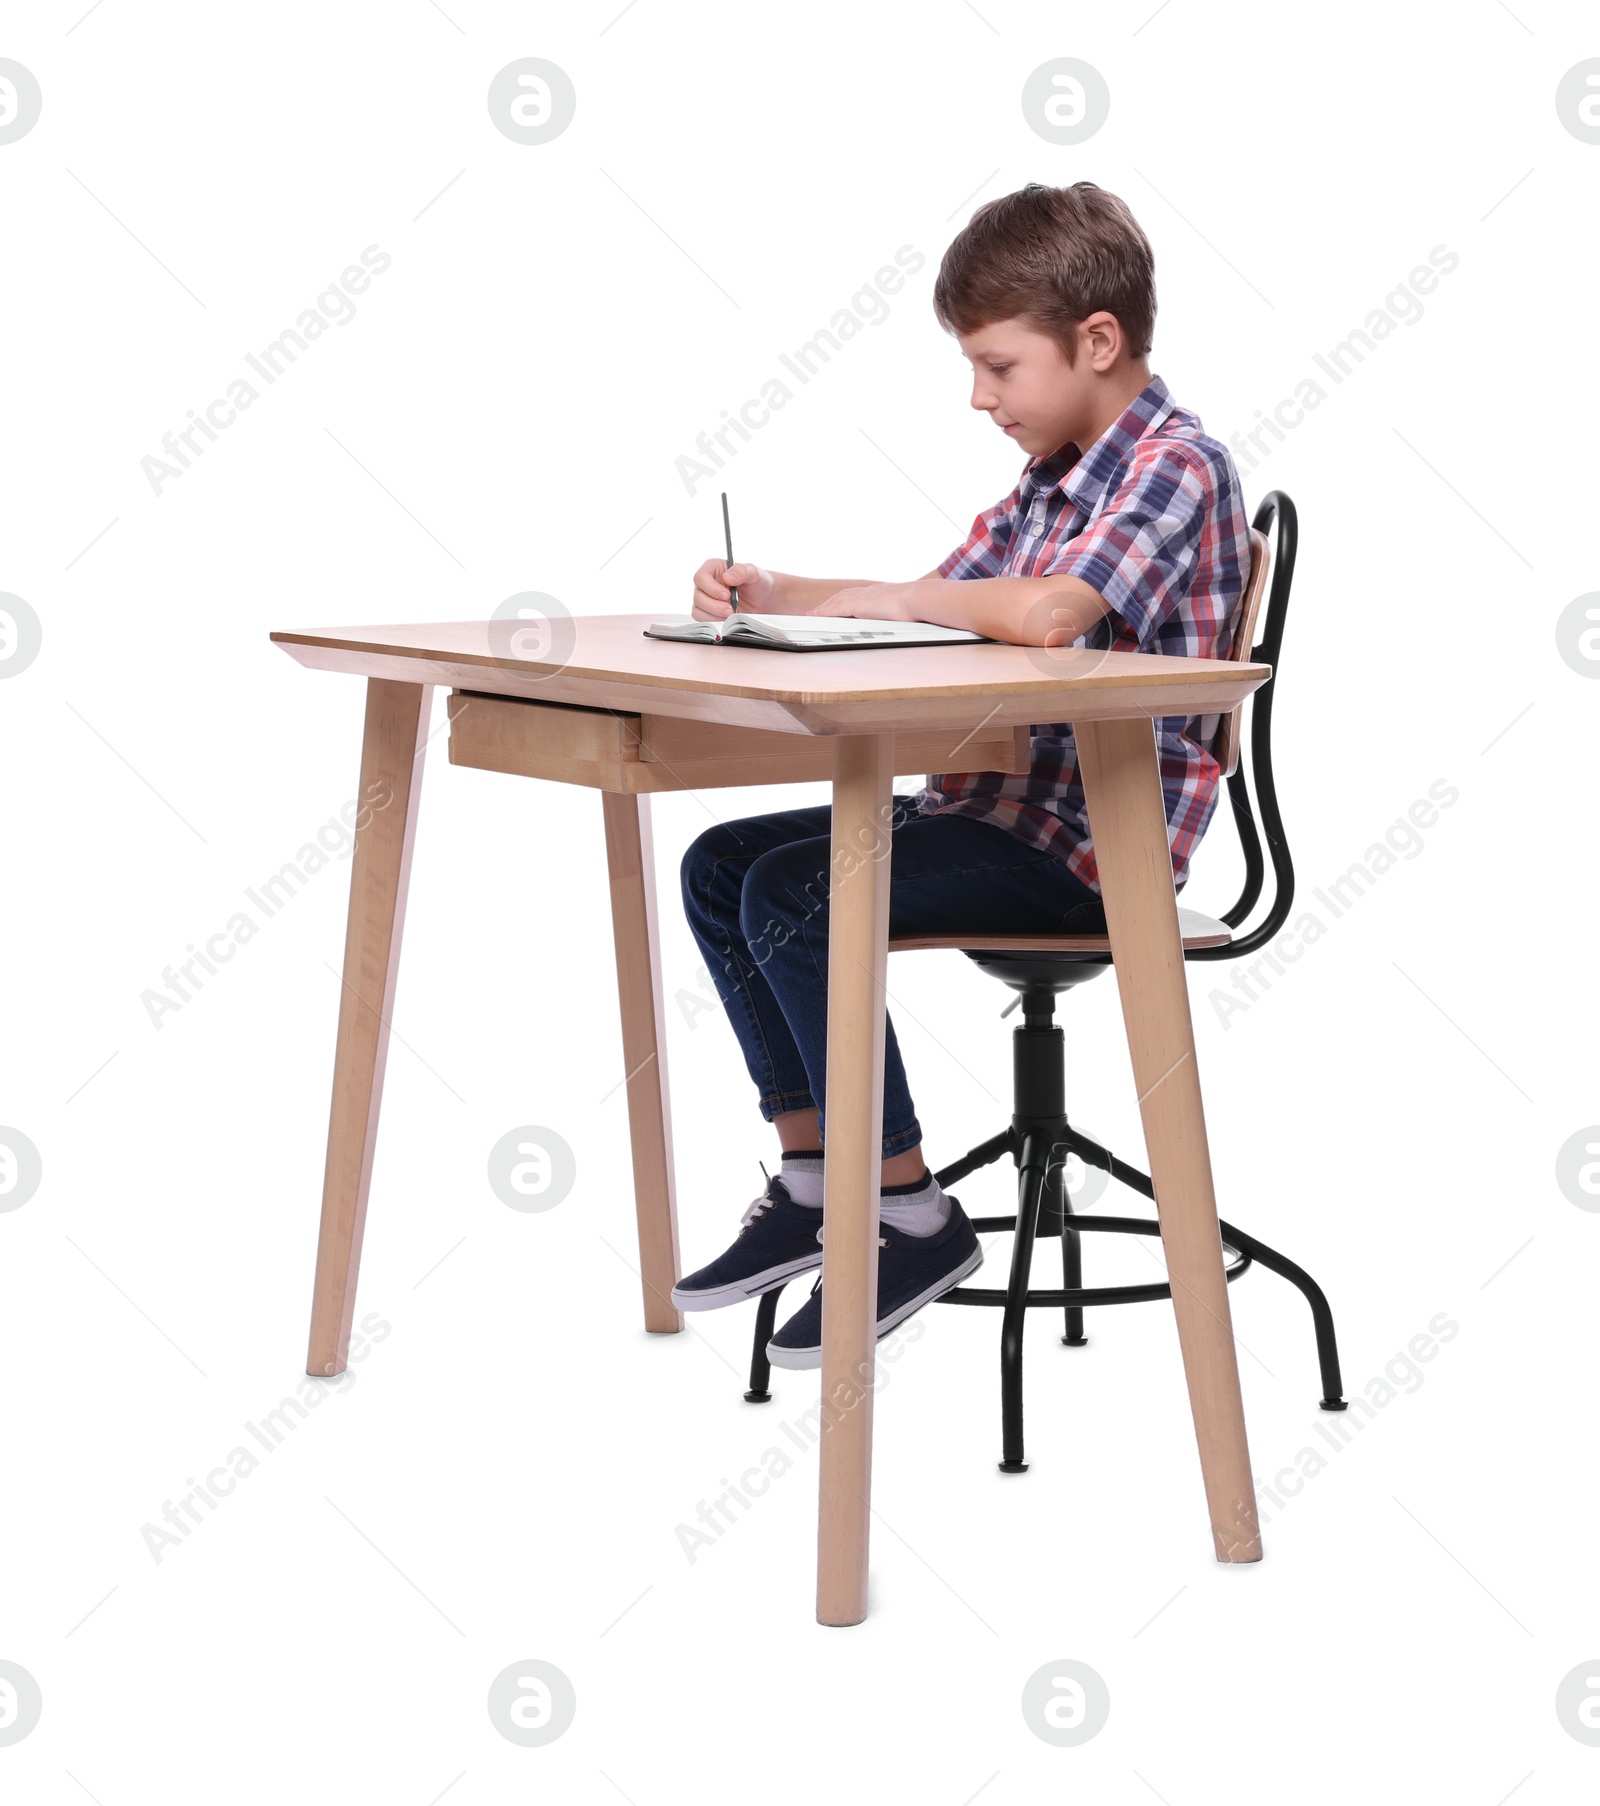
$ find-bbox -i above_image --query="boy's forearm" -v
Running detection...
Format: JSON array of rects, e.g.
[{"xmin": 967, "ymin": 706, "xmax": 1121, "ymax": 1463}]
[
  {"xmin": 911, "ymin": 574, "xmax": 1114, "ymax": 645},
  {"xmin": 808, "ymin": 572, "xmax": 1116, "ymax": 646},
  {"xmin": 765, "ymin": 572, "xmax": 889, "ymax": 613}
]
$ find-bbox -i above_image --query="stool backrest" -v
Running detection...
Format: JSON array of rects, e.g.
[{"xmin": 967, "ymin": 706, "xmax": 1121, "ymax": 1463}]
[
  {"xmin": 1186, "ymin": 489, "xmax": 1298, "ymax": 964},
  {"xmin": 1212, "ymin": 527, "xmax": 1273, "ymax": 778}
]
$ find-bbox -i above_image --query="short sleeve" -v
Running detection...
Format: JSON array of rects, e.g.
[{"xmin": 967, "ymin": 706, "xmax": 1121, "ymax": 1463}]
[
  {"xmin": 935, "ymin": 475, "xmax": 1028, "ymax": 581},
  {"xmin": 1041, "ymin": 446, "xmax": 1210, "ymax": 649}
]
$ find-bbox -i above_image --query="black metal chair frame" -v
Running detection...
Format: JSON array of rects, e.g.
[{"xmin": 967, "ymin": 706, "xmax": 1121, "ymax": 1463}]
[{"xmin": 741, "ymin": 490, "xmax": 1347, "ymax": 1470}]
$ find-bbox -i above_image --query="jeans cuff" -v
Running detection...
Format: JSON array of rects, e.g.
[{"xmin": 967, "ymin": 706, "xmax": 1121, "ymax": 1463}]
[
  {"xmin": 814, "ymin": 1114, "xmax": 925, "ymax": 1160},
  {"xmin": 879, "ymin": 1118, "xmax": 925, "ymax": 1160},
  {"xmin": 758, "ymin": 1087, "xmax": 817, "ymax": 1122}
]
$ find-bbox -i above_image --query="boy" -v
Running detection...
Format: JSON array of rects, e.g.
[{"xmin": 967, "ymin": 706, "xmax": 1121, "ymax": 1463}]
[{"xmin": 671, "ymin": 180, "xmax": 1252, "ymax": 1370}]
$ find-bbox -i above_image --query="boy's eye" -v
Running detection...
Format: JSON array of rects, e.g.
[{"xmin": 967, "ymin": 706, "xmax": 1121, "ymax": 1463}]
[{"xmin": 988, "ymin": 364, "xmax": 1010, "ymax": 375}]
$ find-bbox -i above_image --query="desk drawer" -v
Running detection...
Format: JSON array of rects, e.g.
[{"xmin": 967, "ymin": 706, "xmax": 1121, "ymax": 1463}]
[{"xmin": 446, "ymin": 691, "xmax": 1029, "ymax": 792}]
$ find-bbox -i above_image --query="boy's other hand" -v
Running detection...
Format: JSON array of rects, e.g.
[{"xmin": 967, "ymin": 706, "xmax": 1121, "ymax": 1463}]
[
  {"xmin": 692, "ymin": 559, "xmax": 776, "ymax": 619},
  {"xmin": 806, "ymin": 582, "xmax": 915, "ymax": 620}
]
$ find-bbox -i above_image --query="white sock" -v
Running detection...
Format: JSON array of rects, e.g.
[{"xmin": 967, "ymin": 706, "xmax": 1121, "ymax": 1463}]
[
  {"xmin": 877, "ymin": 1169, "xmax": 952, "ymax": 1238},
  {"xmin": 777, "ymin": 1149, "xmax": 824, "ymax": 1207},
  {"xmin": 775, "ymin": 1155, "xmax": 951, "ymax": 1236}
]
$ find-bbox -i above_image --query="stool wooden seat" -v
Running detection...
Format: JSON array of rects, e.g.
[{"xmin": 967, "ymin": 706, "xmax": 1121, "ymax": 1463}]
[{"xmin": 888, "ymin": 905, "xmax": 1232, "ymax": 956}]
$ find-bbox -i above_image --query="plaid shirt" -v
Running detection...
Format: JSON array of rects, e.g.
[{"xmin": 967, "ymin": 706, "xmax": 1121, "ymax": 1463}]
[{"xmin": 910, "ymin": 373, "xmax": 1251, "ymax": 895}]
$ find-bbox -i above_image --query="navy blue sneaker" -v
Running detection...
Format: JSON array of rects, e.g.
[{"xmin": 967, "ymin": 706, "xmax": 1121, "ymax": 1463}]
[
  {"xmin": 765, "ymin": 1197, "xmax": 983, "ymax": 1370},
  {"xmin": 670, "ymin": 1172, "xmax": 825, "ymax": 1311}
]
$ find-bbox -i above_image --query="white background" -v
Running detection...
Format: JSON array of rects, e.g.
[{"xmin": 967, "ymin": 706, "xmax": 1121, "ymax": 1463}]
[{"xmin": 2, "ymin": 0, "xmax": 1596, "ymax": 1798}]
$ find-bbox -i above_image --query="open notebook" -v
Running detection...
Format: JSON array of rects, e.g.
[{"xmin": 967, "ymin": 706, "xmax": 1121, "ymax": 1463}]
[{"xmin": 643, "ymin": 612, "xmax": 989, "ymax": 653}]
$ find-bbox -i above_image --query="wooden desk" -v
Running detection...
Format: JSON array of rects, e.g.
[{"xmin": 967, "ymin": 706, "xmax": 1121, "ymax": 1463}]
[{"xmin": 270, "ymin": 614, "xmax": 1271, "ymax": 1624}]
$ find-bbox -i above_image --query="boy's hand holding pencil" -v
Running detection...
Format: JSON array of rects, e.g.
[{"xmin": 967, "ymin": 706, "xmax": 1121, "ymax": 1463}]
[
  {"xmin": 691, "ymin": 558, "xmax": 776, "ymax": 621},
  {"xmin": 693, "ymin": 490, "xmax": 778, "ymax": 635}
]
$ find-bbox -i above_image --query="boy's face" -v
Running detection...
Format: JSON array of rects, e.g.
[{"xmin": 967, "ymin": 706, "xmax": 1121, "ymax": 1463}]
[{"xmin": 956, "ymin": 314, "xmax": 1138, "ymax": 462}]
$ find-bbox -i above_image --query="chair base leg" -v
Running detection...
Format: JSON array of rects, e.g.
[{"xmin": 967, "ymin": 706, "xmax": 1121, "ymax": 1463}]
[
  {"xmin": 1058, "ymin": 1153, "xmax": 1088, "ymax": 1347},
  {"xmin": 999, "ymin": 1128, "xmax": 1057, "ymax": 1472},
  {"xmin": 743, "ymin": 1285, "xmax": 786, "ymax": 1402},
  {"xmin": 1065, "ymin": 1126, "xmax": 1349, "ymax": 1411}
]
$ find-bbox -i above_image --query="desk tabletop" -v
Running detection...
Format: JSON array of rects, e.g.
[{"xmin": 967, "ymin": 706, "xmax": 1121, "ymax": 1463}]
[{"xmin": 271, "ymin": 614, "xmax": 1270, "ymax": 736}]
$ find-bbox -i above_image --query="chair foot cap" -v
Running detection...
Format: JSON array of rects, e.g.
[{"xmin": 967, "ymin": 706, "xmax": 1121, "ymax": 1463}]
[
  {"xmin": 1319, "ymin": 1397, "xmax": 1347, "ymax": 1412},
  {"xmin": 743, "ymin": 1389, "xmax": 773, "ymax": 1404},
  {"xmin": 998, "ymin": 1459, "xmax": 1029, "ymax": 1474},
  {"xmin": 1061, "ymin": 1335, "xmax": 1089, "ymax": 1347}
]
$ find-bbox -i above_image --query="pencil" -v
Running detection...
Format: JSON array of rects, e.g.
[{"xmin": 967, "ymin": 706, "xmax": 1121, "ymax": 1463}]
[{"xmin": 715, "ymin": 491, "xmax": 738, "ymax": 643}]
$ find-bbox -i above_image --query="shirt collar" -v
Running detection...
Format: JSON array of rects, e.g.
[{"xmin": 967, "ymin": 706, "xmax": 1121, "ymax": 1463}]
[{"xmin": 1023, "ymin": 373, "xmax": 1176, "ymax": 513}]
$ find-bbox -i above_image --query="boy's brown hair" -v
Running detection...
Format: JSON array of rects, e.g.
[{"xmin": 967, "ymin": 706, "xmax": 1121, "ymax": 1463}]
[{"xmin": 932, "ymin": 180, "xmax": 1156, "ymax": 365}]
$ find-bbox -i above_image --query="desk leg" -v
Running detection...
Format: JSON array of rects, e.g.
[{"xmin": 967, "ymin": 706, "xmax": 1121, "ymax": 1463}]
[
  {"xmin": 816, "ymin": 733, "xmax": 895, "ymax": 1626},
  {"xmin": 1075, "ymin": 716, "xmax": 1262, "ymax": 1563},
  {"xmin": 600, "ymin": 791, "xmax": 683, "ymax": 1334},
  {"xmin": 306, "ymin": 679, "xmax": 432, "ymax": 1378}
]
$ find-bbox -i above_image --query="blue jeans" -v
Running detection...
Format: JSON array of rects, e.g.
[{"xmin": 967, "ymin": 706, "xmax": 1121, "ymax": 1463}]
[{"xmin": 679, "ymin": 793, "xmax": 1107, "ymax": 1158}]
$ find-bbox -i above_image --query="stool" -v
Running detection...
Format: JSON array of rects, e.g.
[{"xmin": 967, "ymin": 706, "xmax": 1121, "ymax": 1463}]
[{"xmin": 741, "ymin": 490, "xmax": 1348, "ymax": 1469}]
